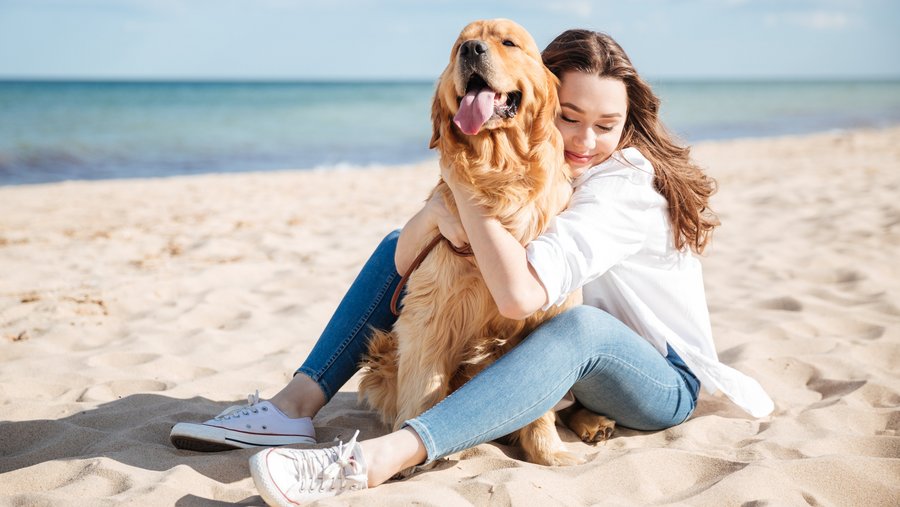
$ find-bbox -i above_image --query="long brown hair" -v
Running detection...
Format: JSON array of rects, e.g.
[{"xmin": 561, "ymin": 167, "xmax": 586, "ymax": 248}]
[{"xmin": 542, "ymin": 30, "xmax": 719, "ymax": 254}]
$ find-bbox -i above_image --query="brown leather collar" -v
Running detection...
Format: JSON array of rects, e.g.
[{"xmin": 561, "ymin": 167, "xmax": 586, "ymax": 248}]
[{"xmin": 390, "ymin": 235, "xmax": 474, "ymax": 317}]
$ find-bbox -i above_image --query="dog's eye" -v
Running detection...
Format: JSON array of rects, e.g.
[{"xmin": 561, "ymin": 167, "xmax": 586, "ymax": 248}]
[{"xmin": 502, "ymin": 40, "xmax": 517, "ymax": 48}]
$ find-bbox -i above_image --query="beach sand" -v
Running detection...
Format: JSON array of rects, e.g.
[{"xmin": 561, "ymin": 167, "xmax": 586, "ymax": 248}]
[{"xmin": 1, "ymin": 127, "xmax": 898, "ymax": 506}]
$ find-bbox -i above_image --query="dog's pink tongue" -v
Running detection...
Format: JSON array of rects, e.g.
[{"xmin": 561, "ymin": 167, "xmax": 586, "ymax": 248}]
[{"xmin": 454, "ymin": 88, "xmax": 495, "ymax": 135}]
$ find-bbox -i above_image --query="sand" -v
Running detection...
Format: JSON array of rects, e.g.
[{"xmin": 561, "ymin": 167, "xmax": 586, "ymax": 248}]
[{"xmin": 1, "ymin": 127, "xmax": 899, "ymax": 506}]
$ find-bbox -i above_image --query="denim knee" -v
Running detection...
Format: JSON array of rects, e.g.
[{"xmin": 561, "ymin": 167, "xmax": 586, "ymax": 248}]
[
  {"xmin": 539, "ymin": 305, "xmax": 623, "ymax": 351},
  {"xmin": 378, "ymin": 229, "xmax": 402, "ymax": 257}
]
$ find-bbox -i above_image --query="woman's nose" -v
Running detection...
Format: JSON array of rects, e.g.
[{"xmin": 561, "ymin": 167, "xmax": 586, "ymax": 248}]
[{"xmin": 573, "ymin": 128, "xmax": 596, "ymax": 151}]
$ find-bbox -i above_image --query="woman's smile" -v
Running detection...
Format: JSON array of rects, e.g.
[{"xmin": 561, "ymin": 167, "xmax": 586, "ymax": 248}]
[{"xmin": 564, "ymin": 150, "xmax": 595, "ymax": 166}]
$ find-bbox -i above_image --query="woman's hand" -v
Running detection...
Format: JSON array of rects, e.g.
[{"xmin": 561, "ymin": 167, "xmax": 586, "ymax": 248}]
[
  {"xmin": 440, "ymin": 162, "xmax": 549, "ymax": 320},
  {"xmin": 394, "ymin": 164, "xmax": 468, "ymax": 275},
  {"xmin": 426, "ymin": 191, "xmax": 469, "ymax": 249}
]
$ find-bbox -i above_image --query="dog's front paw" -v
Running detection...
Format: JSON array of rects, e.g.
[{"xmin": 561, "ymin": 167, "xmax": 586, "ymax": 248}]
[
  {"xmin": 547, "ymin": 449, "xmax": 583, "ymax": 467},
  {"xmin": 561, "ymin": 406, "xmax": 616, "ymax": 444},
  {"xmin": 524, "ymin": 445, "xmax": 583, "ymax": 466}
]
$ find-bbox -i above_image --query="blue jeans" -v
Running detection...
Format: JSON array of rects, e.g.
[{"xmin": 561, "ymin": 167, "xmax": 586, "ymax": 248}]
[
  {"xmin": 296, "ymin": 230, "xmax": 406, "ymax": 402},
  {"xmin": 297, "ymin": 231, "xmax": 700, "ymax": 463}
]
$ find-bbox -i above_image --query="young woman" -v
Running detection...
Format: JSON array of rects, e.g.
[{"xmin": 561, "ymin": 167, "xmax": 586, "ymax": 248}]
[{"xmin": 171, "ymin": 29, "xmax": 773, "ymax": 505}]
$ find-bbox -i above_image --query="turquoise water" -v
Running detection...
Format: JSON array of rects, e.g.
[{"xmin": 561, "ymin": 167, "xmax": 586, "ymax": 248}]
[
  {"xmin": 655, "ymin": 80, "xmax": 900, "ymax": 140},
  {"xmin": 1, "ymin": 79, "xmax": 899, "ymax": 185}
]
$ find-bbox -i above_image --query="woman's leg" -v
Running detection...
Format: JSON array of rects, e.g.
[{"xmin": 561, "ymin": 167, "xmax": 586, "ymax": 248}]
[
  {"xmin": 272, "ymin": 230, "xmax": 404, "ymax": 418},
  {"xmin": 403, "ymin": 305, "xmax": 700, "ymax": 466},
  {"xmin": 172, "ymin": 230, "xmax": 405, "ymax": 450},
  {"xmin": 249, "ymin": 305, "xmax": 701, "ymax": 496}
]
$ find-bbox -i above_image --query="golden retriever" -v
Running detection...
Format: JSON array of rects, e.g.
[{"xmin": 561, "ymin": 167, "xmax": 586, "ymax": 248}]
[{"xmin": 359, "ymin": 19, "xmax": 614, "ymax": 467}]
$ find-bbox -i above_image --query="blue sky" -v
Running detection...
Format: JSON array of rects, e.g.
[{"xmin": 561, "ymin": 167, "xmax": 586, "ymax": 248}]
[{"xmin": 1, "ymin": 0, "xmax": 898, "ymax": 80}]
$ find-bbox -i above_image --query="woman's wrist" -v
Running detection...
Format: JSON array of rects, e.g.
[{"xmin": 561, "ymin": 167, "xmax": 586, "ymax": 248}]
[
  {"xmin": 442, "ymin": 173, "xmax": 472, "ymax": 210},
  {"xmin": 440, "ymin": 161, "xmax": 462, "ymax": 192},
  {"xmin": 396, "ymin": 204, "xmax": 438, "ymax": 275},
  {"xmin": 420, "ymin": 199, "xmax": 438, "ymax": 230}
]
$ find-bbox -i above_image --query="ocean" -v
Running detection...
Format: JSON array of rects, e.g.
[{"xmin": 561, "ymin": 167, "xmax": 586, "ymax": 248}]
[{"xmin": 1, "ymin": 79, "xmax": 899, "ymax": 186}]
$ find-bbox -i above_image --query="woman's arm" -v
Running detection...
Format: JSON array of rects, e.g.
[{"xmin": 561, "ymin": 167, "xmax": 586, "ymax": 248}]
[
  {"xmin": 395, "ymin": 206, "xmax": 436, "ymax": 276},
  {"xmin": 396, "ymin": 191, "xmax": 470, "ymax": 276},
  {"xmin": 443, "ymin": 170, "xmax": 549, "ymax": 320}
]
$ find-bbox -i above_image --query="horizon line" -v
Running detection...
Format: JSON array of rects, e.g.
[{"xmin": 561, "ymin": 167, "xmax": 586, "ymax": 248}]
[{"xmin": 2, "ymin": 75, "xmax": 900, "ymax": 84}]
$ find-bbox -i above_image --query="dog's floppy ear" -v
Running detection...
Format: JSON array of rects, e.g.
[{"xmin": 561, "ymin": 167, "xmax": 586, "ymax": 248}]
[
  {"xmin": 429, "ymin": 91, "xmax": 444, "ymax": 150},
  {"xmin": 529, "ymin": 67, "xmax": 562, "ymax": 149},
  {"xmin": 526, "ymin": 67, "xmax": 566, "ymax": 185}
]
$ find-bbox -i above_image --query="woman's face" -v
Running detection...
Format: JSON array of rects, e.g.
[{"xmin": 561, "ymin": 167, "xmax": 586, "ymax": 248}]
[{"xmin": 554, "ymin": 71, "xmax": 628, "ymax": 178}]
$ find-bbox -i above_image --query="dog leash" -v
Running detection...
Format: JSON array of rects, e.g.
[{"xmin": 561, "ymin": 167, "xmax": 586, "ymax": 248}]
[{"xmin": 390, "ymin": 235, "xmax": 474, "ymax": 317}]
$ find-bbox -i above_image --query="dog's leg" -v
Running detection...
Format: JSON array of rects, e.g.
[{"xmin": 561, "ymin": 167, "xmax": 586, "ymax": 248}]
[
  {"xmin": 516, "ymin": 411, "xmax": 582, "ymax": 466},
  {"xmin": 392, "ymin": 325, "xmax": 459, "ymax": 431},
  {"xmin": 357, "ymin": 329, "xmax": 400, "ymax": 426},
  {"xmin": 389, "ymin": 320, "xmax": 482, "ymax": 479}
]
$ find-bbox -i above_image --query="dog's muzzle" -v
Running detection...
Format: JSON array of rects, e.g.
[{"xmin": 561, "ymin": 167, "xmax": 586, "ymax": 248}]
[{"xmin": 453, "ymin": 41, "xmax": 522, "ymax": 135}]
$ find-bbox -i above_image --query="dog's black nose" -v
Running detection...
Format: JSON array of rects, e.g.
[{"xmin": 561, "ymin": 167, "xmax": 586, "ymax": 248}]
[{"xmin": 459, "ymin": 40, "xmax": 488, "ymax": 59}]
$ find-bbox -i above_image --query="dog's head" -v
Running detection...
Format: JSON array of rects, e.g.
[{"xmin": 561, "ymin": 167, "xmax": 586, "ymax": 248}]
[{"xmin": 430, "ymin": 19, "xmax": 559, "ymax": 149}]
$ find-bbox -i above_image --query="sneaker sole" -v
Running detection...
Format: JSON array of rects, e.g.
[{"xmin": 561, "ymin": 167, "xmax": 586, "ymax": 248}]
[{"xmin": 170, "ymin": 422, "xmax": 316, "ymax": 452}]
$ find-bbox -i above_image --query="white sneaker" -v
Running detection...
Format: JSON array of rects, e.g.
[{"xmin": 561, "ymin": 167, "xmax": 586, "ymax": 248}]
[
  {"xmin": 250, "ymin": 430, "xmax": 368, "ymax": 506},
  {"xmin": 170, "ymin": 391, "xmax": 316, "ymax": 452}
]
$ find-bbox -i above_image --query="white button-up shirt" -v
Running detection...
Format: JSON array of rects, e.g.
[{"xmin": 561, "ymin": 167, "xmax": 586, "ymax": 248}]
[{"xmin": 526, "ymin": 147, "xmax": 774, "ymax": 418}]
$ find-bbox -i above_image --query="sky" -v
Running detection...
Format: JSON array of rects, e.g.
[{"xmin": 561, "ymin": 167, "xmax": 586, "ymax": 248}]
[{"xmin": 1, "ymin": 0, "xmax": 898, "ymax": 80}]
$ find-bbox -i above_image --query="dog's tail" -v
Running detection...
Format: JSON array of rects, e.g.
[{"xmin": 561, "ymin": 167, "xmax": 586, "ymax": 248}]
[{"xmin": 357, "ymin": 328, "xmax": 400, "ymax": 426}]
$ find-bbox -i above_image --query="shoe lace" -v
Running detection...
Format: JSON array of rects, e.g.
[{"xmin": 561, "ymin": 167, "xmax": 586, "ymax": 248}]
[
  {"xmin": 294, "ymin": 430, "xmax": 365, "ymax": 493},
  {"xmin": 214, "ymin": 390, "xmax": 262, "ymax": 420}
]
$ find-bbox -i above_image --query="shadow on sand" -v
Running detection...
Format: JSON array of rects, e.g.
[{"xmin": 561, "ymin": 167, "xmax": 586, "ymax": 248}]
[
  {"xmin": 0, "ymin": 388, "xmax": 710, "ymax": 504},
  {"xmin": 0, "ymin": 391, "xmax": 394, "ymax": 504}
]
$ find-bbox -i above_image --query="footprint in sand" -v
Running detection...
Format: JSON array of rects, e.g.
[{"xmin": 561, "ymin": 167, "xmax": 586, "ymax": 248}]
[
  {"xmin": 812, "ymin": 316, "xmax": 886, "ymax": 340},
  {"xmin": 87, "ymin": 352, "xmax": 160, "ymax": 368},
  {"xmin": 806, "ymin": 376, "xmax": 867, "ymax": 401},
  {"xmin": 275, "ymin": 303, "xmax": 301, "ymax": 315},
  {"xmin": 14, "ymin": 382, "xmax": 72, "ymax": 401},
  {"xmin": 856, "ymin": 382, "xmax": 900, "ymax": 409},
  {"xmin": 798, "ymin": 434, "xmax": 900, "ymax": 460},
  {"xmin": 218, "ymin": 310, "xmax": 252, "ymax": 331},
  {"xmin": 862, "ymin": 300, "xmax": 900, "ymax": 317},
  {"xmin": 800, "ymin": 267, "xmax": 867, "ymax": 285},
  {"xmin": 808, "ymin": 287, "xmax": 881, "ymax": 307},
  {"xmin": 188, "ymin": 366, "xmax": 217, "ymax": 380},
  {"xmin": 848, "ymin": 341, "xmax": 900, "ymax": 372},
  {"xmin": 77, "ymin": 379, "xmax": 168, "ymax": 402},
  {"xmin": 37, "ymin": 460, "xmax": 132, "ymax": 498},
  {"xmin": 719, "ymin": 337, "xmax": 838, "ymax": 364},
  {"xmin": 754, "ymin": 296, "xmax": 804, "ymax": 312}
]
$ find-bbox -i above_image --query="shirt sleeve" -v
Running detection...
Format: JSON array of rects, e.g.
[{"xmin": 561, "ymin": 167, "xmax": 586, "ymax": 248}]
[{"xmin": 526, "ymin": 174, "xmax": 655, "ymax": 310}]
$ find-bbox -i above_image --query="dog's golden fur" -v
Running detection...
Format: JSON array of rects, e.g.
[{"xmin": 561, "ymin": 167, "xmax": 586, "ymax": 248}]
[{"xmin": 359, "ymin": 19, "xmax": 614, "ymax": 466}]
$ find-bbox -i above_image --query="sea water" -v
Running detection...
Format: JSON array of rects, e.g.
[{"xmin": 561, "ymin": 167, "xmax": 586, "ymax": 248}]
[{"xmin": 1, "ymin": 79, "xmax": 898, "ymax": 185}]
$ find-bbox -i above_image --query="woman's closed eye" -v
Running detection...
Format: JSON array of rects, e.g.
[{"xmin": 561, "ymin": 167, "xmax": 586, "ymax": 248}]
[{"xmin": 561, "ymin": 115, "xmax": 614, "ymax": 132}]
